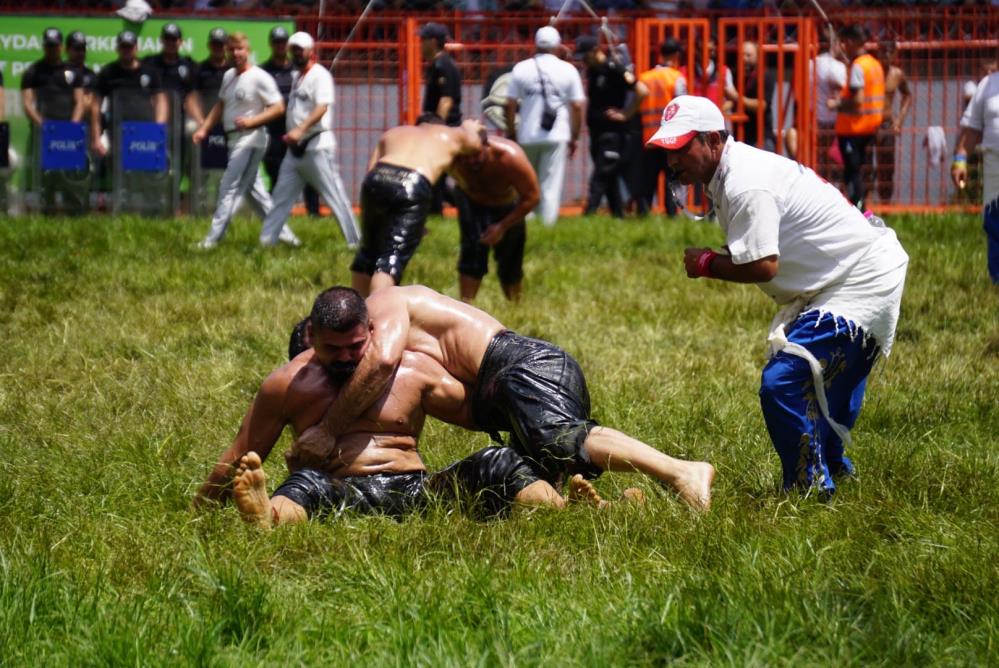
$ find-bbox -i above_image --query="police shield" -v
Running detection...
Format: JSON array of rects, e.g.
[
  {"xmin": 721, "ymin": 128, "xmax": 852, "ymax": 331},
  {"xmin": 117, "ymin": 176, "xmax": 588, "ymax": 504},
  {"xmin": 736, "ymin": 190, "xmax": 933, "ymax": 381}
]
[
  {"xmin": 34, "ymin": 120, "xmax": 90, "ymax": 214},
  {"xmin": 111, "ymin": 88, "xmax": 180, "ymax": 216},
  {"xmin": 190, "ymin": 121, "xmax": 227, "ymax": 217}
]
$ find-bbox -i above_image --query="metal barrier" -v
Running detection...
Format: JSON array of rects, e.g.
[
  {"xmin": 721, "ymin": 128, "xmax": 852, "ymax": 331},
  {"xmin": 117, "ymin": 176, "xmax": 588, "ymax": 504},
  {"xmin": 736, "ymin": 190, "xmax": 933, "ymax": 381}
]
[{"xmin": 299, "ymin": 8, "xmax": 997, "ymax": 214}]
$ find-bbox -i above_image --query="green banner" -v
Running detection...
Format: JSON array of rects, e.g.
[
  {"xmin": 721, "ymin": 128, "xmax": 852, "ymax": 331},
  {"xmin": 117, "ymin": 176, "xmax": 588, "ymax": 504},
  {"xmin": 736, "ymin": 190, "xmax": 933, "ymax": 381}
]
[{"xmin": 0, "ymin": 16, "xmax": 295, "ymax": 201}]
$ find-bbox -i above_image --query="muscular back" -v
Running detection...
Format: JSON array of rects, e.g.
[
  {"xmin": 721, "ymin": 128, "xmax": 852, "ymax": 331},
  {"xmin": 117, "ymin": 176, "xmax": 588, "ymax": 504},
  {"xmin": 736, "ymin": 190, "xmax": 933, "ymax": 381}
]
[
  {"xmin": 367, "ymin": 285, "xmax": 506, "ymax": 384},
  {"xmin": 374, "ymin": 124, "xmax": 472, "ymax": 185}
]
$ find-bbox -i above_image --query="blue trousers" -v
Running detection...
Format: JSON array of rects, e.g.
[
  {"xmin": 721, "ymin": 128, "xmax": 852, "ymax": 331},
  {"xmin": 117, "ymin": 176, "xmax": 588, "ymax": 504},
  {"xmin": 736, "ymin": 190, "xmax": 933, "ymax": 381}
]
[
  {"xmin": 985, "ymin": 199, "xmax": 999, "ymax": 284},
  {"xmin": 759, "ymin": 311, "xmax": 879, "ymax": 494}
]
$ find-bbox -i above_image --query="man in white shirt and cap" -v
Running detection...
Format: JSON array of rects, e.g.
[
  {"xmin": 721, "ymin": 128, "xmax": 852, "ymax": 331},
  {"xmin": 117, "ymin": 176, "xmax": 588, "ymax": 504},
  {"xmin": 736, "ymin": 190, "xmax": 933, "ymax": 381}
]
[
  {"xmin": 259, "ymin": 31, "xmax": 360, "ymax": 249},
  {"xmin": 193, "ymin": 31, "xmax": 298, "ymax": 249},
  {"xmin": 504, "ymin": 26, "xmax": 585, "ymax": 227},
  {"xmin": 647, "ymin": 95, "xmax": 909, "ymax": 496}
]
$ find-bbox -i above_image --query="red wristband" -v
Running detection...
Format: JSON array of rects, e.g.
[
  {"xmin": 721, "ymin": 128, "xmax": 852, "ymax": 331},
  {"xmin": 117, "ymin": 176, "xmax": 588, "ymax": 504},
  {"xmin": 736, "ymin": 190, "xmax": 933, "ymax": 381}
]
[{"xmin": 695, "ymin": 250, "xmax": 718, "ymax": 278}]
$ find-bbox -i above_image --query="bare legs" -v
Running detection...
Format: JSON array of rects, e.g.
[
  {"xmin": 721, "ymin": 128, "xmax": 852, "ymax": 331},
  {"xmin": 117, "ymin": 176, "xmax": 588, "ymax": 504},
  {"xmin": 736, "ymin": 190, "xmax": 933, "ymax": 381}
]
[
  {"xmin": 459, "ymin": 274, "xmax": 523, "ymax": 303},
  {"xmin": 233, "ymin": 452, "xmax": 306, "ymax": 530},
  {"xmin": 582, "ymin": 427, "xmax": 715, "ymax": 511}
]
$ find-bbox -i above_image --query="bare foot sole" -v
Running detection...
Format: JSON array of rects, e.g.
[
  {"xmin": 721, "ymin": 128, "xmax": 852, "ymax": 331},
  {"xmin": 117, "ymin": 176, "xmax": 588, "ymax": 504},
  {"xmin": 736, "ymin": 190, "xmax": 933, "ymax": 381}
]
[
  {"xmin": 568, "ymin": 474, "xmax": 609, "ymax": 509},
  {"xmin": 233, "ymin": 452, "xmax": 273, "ymax": 529},
  {"xmin": 671, "ymin": 462, "xmax": 715, "ymax": 512}
]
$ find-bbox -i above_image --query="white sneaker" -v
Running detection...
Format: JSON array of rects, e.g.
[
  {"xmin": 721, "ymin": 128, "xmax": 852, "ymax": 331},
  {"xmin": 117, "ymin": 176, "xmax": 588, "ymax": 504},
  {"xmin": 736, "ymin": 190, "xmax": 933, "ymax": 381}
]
[
  {"xmin": 196, "ymin": 238, "xmax": 218, "ymax": 250},
  {"xmin": 278, "ymin": 232, "xmax": 302, "ymax": 248}
]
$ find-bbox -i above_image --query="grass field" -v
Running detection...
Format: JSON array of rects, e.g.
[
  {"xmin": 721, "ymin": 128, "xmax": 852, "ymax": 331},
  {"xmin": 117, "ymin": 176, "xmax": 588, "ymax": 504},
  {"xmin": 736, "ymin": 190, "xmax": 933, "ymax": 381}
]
[{"xmin": 1, "ymin": 210, "xmax": 997, "ymax": 665}]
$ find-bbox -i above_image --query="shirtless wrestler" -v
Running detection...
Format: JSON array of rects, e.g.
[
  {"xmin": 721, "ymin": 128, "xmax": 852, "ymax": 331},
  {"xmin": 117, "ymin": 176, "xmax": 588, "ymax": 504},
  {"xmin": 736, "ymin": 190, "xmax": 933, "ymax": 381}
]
[
  {"xmin": 449, "ymin": 135, "xmax": 540, "ymax": 302},
  {"xmin": 295, "ymin": 285, "xmax": 716, "ymax": 510},
  {"xmin": 193, "ymin": 287, "xmax": 567, "ymax": 528},
  {"xmin": 350, "ymin": 119, "xmax": 487, "ymax": 297}
]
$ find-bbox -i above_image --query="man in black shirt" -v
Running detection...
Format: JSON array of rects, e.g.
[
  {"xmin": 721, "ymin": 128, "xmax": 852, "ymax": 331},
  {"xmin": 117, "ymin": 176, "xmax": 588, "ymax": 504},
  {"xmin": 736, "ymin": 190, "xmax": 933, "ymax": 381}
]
[
  {"xmin": 65, "ymin": 32, "xmax": 96, "ymax": 95},
  {"xmin": 193, "ymin": 28, "xmax": 229, "ymax": 122},
  {"xmin": 91, "ymin": 30, "xmax": 167, "ymax": 157},
  {"xmin": 21, "ymin": 28, "xmax": 85, "ymax": 126},
  {"xmin": 142, "ymin": 23, "xmax": 200, "ymax": 126},
  {"xmin": 575, "ymin": 35, "xmax": 647, "ymax": 218},
  {"xmin": 727, "ymin": 40, "xmax": 776, "ymax": 151},
  {"xmin": 259, "ymin": 25, "xmax": 319, "ymax": 216},
  {"xmin": 419, "ymin": 22, "xmax": 462, "ymax": 127}
]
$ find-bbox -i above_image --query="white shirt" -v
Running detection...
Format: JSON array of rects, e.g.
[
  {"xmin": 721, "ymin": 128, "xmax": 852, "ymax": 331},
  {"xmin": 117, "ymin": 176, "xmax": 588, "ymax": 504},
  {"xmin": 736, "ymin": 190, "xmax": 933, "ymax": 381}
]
[
  {"xmin": 961, "ymin": 72, "xmax": 999, "ymax": 153},
  {"xmin": 708, "ymin": 137, "xmax": 909, "ymax": 353},
  {"xmin": 287, "ymin": 63, "xmax": 335, "ymax": 152},
  {"xmin": 812, "ymin": 52, "xmax": 847, "ymax": 125},
  {"xmin": 219, "ymin": 65, "xmax": 283, "ymax": 151},
  {"xmin": 506, "ymin": 53, "xmax": 585, "ymax": 145}
]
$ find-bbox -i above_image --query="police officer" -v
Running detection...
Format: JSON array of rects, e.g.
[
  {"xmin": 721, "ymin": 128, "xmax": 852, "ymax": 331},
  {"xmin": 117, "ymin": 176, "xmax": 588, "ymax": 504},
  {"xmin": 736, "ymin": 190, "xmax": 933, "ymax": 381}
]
[
  {"xmin": 260, "ymin": 25, "xmax": 319, "ymax": 217},
  {"xmin": 21, "ymin": 28, "xmax": 85, "ymax": 128},
  {"xmin": 575, "ymin": 34, "xmax": 647, "ymax": 218},
  {"xmin": 419, "ymin": 22, "xmax": 462, "ymax": 215},
  {"xmin": 91, "ymin": 30, "xmax": 167, "ymax": 158},
  {"xmin": 142, "ymin": 23, "xmax": 200, "ymax": 125},
  {"xmin": 193, "ymin": 28, "xmax": 229, "ymax": 123}
]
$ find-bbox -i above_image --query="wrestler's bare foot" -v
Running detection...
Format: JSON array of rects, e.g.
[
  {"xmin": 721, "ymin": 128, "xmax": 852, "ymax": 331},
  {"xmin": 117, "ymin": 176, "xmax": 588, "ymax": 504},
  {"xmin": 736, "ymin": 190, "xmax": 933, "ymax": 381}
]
[
  {"xmin": 233, "ymin": 452, "xmax": 273, "ymax": 529},
  {"xmin": 568, "ymin": 475, "xmax": 609, "ymax": 509},
  {"xmin": 671, "ymin": 462, "xmax": 715, "ymax": 511}
]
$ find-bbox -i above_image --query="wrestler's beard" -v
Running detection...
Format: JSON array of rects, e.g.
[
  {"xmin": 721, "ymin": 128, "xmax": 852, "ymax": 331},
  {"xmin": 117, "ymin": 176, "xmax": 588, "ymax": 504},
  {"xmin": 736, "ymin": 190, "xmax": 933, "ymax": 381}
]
[{"xmin": 323, "ymin": 361, "xmax": 358, "ymax": 383}]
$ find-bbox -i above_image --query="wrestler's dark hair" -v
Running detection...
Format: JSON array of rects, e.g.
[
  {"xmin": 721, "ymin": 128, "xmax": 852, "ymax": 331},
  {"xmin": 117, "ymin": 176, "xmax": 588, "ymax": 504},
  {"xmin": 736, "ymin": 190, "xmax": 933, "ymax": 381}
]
[
  {"xmin": 288, "ymin": 316, "xmax": 310, "ymax": 360},
  {"xmin": 416, "ymin": 112, "xmax": 445, "ymax": 126},
  {"xmin": 309, "ymin": 287, "xmax": 368, "ymax": 333}
]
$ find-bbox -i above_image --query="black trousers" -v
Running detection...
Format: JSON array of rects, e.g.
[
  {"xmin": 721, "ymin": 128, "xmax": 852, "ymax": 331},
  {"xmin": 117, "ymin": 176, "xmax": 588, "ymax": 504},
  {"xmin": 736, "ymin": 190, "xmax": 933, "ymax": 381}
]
[
  {"xmin": 838, "ymin": 134, "xmax": 874, "ymax": 209},
  {"xmin": 585, "ymin": 128, "xmax": 628, "ymax": 218},
  {"xmin": 634, "ymin": 147, "xmax": 677, "ymax": 216}
]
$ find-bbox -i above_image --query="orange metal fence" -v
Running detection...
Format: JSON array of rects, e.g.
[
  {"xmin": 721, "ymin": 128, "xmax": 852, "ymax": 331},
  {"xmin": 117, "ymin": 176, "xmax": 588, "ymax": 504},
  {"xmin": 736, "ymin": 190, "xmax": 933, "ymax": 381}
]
[{"xmin": 302, "ymin": 8, "xmax": 996, "ymax": 214}]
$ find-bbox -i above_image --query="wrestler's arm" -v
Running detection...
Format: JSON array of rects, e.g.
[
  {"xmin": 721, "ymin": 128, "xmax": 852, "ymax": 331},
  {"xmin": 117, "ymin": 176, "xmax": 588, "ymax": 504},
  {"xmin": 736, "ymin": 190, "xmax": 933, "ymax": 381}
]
[
  {"xmin": 480, "ymin": 148, "xmax": 541, "ymax": 246},
  {"xmin": 320, "ymin": 293, "xmax": 411, "ymax": 436},
  {"xmin": 193, "ymin": 371, "xmax": 288, "ymax": 508}
]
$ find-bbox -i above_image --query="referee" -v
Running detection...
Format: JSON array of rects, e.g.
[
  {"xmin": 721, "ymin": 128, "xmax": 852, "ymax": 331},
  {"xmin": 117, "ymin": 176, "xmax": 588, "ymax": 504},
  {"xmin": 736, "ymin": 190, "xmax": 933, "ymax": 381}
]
[
  {"xmin": 259, "ymin": 31, "xmax": 359, "ymax": 248},
  {"xmin": 192, "ymin": 32, "xmax": 297, "ymax": 249}
]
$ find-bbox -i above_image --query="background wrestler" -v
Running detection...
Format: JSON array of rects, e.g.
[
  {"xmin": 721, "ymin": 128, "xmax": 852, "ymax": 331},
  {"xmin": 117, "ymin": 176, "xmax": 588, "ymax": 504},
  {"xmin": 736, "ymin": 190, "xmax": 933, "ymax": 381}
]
[
  {"xmin": 295, "ymin": 285, "xmax": 715, "ymax": 510},
  {"xmin": 194, "ymin": 288, "xmax": 565, "ymax": 525},
  {"xmin": 448, "ymin": 134, "xmax": 540, "ymax": 302},
  {"xmin": 351, "ymin": 119, "xmax": 487, "ymax": 297}
]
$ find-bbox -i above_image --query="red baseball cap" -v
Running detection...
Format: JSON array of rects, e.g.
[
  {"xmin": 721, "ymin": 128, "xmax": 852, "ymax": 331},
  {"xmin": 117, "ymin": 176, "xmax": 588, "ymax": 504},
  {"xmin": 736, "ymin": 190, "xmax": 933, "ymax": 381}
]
[{"xmin": 646, "ymin": 95, "xmax": 726, "ymax": 150}]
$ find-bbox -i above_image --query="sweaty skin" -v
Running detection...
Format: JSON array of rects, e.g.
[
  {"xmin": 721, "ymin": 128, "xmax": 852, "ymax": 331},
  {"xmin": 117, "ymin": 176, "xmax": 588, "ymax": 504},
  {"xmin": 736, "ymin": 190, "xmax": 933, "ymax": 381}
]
[
  {"xmin": 194, "ymin": 346, "xmax": 475, "ymax": 506},
  {"xmin": 448, "ymin": 136, "xmax": 541, "ymax": 246},
  {"xmin": 369, "ymin": 120, "xmax": 485, "ymax": 185}
]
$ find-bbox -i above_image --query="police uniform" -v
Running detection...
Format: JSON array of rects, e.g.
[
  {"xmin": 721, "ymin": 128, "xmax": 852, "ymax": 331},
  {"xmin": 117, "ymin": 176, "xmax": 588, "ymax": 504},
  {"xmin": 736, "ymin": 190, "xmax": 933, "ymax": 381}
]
[
  {"xmin": 142, "ymin": 52, "xmax": 196, "ymax": 112},
  {"xmin": 582, "ymin": 54, "xmax": 637, "ymax": 217},
  {"xmin": 95, "ymin": 59, "xmax": 163, "ymax": 122}
]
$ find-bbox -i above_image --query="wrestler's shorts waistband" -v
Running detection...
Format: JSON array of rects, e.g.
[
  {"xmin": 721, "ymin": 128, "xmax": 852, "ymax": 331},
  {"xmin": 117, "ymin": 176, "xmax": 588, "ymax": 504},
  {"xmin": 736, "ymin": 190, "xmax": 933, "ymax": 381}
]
[{"xmin": 369, "ymin": 162, "xmax": 432, "ymax": 190}]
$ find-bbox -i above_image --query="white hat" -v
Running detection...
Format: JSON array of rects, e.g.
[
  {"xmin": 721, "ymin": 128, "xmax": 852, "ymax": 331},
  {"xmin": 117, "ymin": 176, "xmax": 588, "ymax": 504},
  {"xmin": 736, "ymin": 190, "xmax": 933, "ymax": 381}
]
[
  {"xmin": 535, "ymin": 26, "xmax": 561, "ymax": 50},
  {"xmin": 116, "ymin": 0, "xmax": 153, "ymax": 23},
  {"xmin": 288, "ymin": 31, "xmax": 315, "ymax": 51},
  {"xmin": 646, "ymin": 95, "xmax": 726, "ymax": 150}
]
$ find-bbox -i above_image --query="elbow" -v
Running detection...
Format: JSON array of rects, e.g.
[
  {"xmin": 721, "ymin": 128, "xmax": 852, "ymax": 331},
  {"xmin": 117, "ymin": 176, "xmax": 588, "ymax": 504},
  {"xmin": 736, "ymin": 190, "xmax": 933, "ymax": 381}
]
[{"xmin": 755, "ymin": 257, "xmax": 779, "ymax": 282}]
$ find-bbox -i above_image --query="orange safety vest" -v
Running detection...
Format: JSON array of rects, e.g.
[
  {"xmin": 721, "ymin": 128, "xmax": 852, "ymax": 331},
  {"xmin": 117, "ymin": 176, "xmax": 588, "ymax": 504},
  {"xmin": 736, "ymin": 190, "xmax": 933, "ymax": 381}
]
[
  {"xmin": 639, "ymin": 65, "xmax": 683, "ymax": 142},
  {"xmin": 835, "ymin": 54, "xmax": 885, "ymax": 136}
]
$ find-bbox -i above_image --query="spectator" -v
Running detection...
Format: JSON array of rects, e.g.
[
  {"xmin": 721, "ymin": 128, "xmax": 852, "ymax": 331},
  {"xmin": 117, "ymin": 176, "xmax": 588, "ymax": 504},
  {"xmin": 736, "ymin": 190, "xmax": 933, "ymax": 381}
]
[
  {"xmin": 634, "ymin": 37, "xmax": 687, "ymax": 216},
  {"xmin": 142, "ymin": 23, "xmax": 201, "ymax": 126},
  {"xmin": 680, "ymin": 34, "xmax": 734, "ymax": 113},
  {"xmin": 504, "ymin": 26, "xmax": 585, "ymax": 227},
  {"xmin": 574, "ymin": 34, "xmax": 648, "ymax": 218},
  {"xmin": 952, "ymin": 54, "xmax": 999, "ymax": 284},
  {"xmin": 193, "ymin": 28, "xmax": 229, "ymax": 123},
  {"xmin": 91, "ymin": 30, "xmax": 167, "ymax": 158},
  {"xmin": 727, "ymin": 40, "xmax": 776, "ymax": 151},
  {"xmin": 828, "ymin": 24, "xmax": 884, "ymax": 210},
  {"xmin": 811, "ymin": 30, "xmax": 847, "ymax": 181},
  {"xmin": 260, "ymin": 25, "xmax": 320, "ymax": 217},
  {"xmin": 874, "ymin": 40, "xmax": 912, "ymax": 203}
]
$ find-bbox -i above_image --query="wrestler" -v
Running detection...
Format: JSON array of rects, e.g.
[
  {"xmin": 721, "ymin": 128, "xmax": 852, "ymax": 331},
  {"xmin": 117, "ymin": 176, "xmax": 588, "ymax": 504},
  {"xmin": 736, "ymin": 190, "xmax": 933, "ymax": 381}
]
[
  {"xmin": 350, "ymin": 119, "xmax": 486, "ymax": 297},
  {"xmin": 449, "ymin": 134, "xmax": 540, "ymax": 302},
  {"xmin": 194, "ymin": 287, "xmax": 565, "ymax": 526},
  {"xmin": 296, "ymin": 285, "xmax": 715, "ymax": 510}
]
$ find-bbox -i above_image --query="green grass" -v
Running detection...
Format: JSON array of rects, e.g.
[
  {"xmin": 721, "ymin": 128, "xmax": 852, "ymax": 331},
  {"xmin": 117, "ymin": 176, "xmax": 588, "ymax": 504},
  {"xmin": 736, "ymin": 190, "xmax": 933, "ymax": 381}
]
[{"xmin": 1, "ymin": 210, "xmax": 996, "ymax": 665}]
